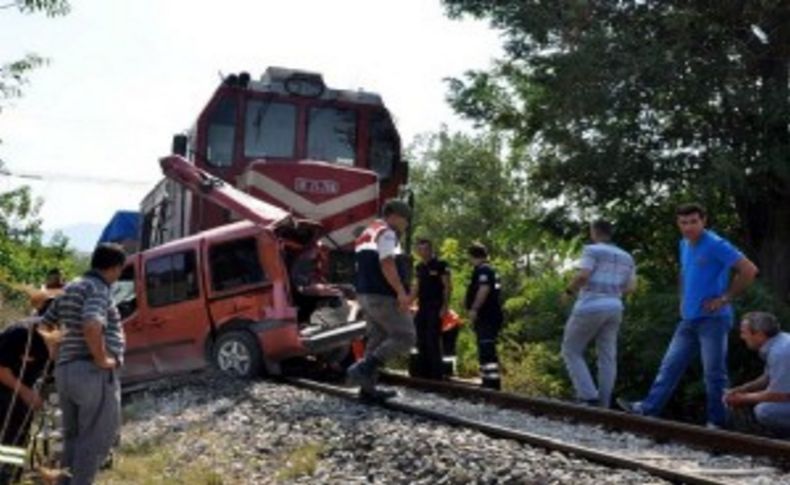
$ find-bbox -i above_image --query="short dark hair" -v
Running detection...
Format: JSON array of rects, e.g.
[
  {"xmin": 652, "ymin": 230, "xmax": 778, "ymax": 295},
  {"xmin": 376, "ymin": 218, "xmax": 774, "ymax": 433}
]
[
  {"xmin": 676, "ymin": 203, "xmax": 706, "ymax": 219},
  {"xmin": 467, "ymin": 242, "xmax": 488, "ymax": 259},
  {"xmin": 591, "ymin": 219, "xmax": 613, "ymax": 238},
  {"xmin": 382, "ymin": 199, "xmax": 411, "ymax": 219},
  {"xmin": 416, "ymin": 238, "xmax": 433, "ymax": 249},
  {"xmin": 91, "ymin": 243, "xmax": 127, "ymax": 271},
  {"xmin": 47, "ymin": 268, "xmax": 62, "ymax": 276}
]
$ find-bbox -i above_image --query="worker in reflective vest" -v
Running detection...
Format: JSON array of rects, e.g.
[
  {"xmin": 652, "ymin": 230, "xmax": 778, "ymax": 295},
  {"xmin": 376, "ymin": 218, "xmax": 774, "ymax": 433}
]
[
  {"xmin": 347, "ymin": 200, "xmax": 416, "ymax": 400},
  {"xmin": 465, "ymin": 243, "xmax": 504, "ymax": 390}
]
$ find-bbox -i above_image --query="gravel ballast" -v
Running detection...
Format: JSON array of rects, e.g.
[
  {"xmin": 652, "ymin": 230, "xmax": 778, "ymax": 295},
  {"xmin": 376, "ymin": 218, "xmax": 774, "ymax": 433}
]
[
  {"xmin": 399, "ymin": 387, "xmax": 789, "ymax": 485},
  {"xmin": 112, "ymin": 372, "xmax": 667, "ymax": 484}
]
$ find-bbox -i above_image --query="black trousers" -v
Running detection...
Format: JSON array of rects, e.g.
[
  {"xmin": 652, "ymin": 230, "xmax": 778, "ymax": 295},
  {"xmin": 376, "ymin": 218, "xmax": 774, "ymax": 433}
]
[
  {"xmin": 475, "ymin": 317, "xmax": 502, "ymax": 390},
  {"xmin": 413, "ymin": 303, "xmax": 444, "ymax": 379}
]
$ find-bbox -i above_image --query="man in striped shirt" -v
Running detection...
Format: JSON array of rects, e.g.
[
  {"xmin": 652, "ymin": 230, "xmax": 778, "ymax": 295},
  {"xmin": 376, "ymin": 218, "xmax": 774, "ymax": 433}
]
[
  {"xmin": 43, "ymin": 243, "xmax": 126, "ymax": 485},
  {"xmin": 562, "ymin": 220, "xmax": 636, "ymax": 407}
]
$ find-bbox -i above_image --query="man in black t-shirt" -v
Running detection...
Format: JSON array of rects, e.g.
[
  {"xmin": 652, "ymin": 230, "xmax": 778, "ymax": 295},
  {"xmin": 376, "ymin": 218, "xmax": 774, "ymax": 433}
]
[
  {"xmin": 411, "ymin": 239, "xmax": 451, "ymax": 379},
  {"xmin": 0, "ymin": 320, "xmax": 60, "ymax": 484},
  {"xmin": 465, "ymin": 243, "xmax": 504, "ymax": 390}
]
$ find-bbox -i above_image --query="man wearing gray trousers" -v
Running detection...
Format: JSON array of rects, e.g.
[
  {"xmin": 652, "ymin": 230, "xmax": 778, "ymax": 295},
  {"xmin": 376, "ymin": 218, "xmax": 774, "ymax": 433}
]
[
  {"xmin": 348, "ymin": 200, "xmax": 416, "ymax": 400},
  {"xmin": 43, "ymin": 243, "xmax": 126, "ymax": 485},
  {"xmin": 561, "ymin": 220, "xmax": 636, "ymax": 408}
]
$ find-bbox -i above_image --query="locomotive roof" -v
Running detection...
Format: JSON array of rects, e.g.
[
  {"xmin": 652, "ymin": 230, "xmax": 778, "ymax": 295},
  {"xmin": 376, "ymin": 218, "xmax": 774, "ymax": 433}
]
[{"xmin": 245, "ymin": 66, "xmax": 386, "ymax": 107}]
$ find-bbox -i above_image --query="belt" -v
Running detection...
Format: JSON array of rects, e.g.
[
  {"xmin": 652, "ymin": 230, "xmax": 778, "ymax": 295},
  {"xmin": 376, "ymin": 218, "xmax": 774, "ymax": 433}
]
[{"xmin": 56, "ymin": 355, "xmax": 96, "ymax": 367}]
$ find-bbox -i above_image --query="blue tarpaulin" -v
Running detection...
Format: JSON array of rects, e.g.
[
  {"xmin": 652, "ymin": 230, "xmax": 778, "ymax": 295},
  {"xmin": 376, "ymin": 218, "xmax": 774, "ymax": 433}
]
[{"xmin": 98, "ymin": 211, "xmax": 140, "ymax": 245}]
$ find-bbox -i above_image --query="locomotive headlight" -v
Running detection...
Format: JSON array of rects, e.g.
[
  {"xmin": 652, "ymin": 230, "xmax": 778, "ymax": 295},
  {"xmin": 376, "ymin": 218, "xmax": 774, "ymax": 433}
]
[{"xmin": 285, "ymin": 74, "xmax": 325, "ymax": 98}]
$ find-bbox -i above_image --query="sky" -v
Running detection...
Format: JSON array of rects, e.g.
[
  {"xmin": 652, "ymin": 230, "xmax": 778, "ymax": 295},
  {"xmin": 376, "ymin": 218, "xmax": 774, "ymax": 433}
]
[{"xmin": 0, "ymin": 0, "xmax": 502, "ymax": 248}]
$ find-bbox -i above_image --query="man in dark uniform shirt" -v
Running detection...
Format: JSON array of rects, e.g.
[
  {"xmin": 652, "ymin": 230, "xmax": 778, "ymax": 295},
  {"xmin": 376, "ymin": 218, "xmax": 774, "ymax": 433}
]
[
  {"xmin": 411, "ymin": 239, "xmax": 452, "ymax": 379},
  {"xmin": 0, "ymin": 319, "xmax": 60, "ymax": 484},
  {"xmin": 465, "ymin": 243, "xmax": 504, "ymax": 390}
]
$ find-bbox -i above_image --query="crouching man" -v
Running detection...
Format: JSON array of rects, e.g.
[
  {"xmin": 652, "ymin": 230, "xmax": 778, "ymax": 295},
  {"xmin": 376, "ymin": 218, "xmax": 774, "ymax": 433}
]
[
  {"xmin": 44, "ymin": 243, "xmax": 127, "ymax": 484},
  {"xmin": 0, "ymin": 319, "xmax": 61, "ymax": 485},
  {"xmin": 725, "ymin": 311, "xmax": 790, "ymax": 438},
  {"xmin": 347, "ymin": 200, "xmax": 416, "ymax": 400}
]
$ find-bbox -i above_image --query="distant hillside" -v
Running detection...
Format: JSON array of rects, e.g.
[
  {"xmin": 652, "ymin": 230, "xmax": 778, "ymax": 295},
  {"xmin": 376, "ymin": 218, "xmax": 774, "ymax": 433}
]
[{"xmin": 46, "ymin": 223, "xmax": 103, "ymax": 253}]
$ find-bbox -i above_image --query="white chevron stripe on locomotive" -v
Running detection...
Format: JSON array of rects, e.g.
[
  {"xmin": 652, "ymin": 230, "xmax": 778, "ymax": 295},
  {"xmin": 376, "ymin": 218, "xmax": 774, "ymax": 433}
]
[
  {"xmin": 239, "ymin": 171, "xmax": 379, "ymax": 221},
  {"xmin": 322, "ymin": 216, "xmax": 376, "ymax": 247}
]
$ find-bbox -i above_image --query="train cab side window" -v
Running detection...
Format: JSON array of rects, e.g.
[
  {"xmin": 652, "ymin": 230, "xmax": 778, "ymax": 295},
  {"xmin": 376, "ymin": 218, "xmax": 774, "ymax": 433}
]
[
  {"xmin": 369, "ymin": 111, "xmax": 398, "ymax": 180},
  {"xmin": 113, "ymin": 264, "xmax": 137, "ymax": 319},
  {"xmin": 244, "ymin": 100, "xmax": 296, "ymax": 158},
  {"xmin": 307, "ymin": 107, "xmax": 357, "ymax": 165},
  {"xmin": 209, "ymin": 237, "xmax": 267, "ymax": 292},
  {"xmin": 206, "ymin": 97, "xmax": 237, "ymax": 167},
  {"xmin": 145, "ymin": 251, "xmax": 200, "ymax": 307}
]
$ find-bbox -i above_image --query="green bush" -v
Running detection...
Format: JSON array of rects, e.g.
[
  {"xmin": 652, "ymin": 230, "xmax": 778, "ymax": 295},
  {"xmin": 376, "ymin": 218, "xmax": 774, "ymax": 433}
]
[{"xmin": 500, "ymin": 340, "xmax": 568, "ymax": 397}]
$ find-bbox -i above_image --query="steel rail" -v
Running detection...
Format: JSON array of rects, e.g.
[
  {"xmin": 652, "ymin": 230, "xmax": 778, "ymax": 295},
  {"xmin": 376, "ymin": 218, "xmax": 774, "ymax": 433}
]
[
  {"xmin": 285, "ymin": 377, "xmax": 730, "ymax": 485},
  {"xmin": 380, "ymin": 372, "xmax": 790, "ymax": 464}
]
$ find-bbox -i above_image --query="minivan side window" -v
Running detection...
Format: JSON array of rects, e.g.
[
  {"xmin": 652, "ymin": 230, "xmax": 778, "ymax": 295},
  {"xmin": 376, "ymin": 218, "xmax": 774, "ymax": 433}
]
[
  {"xmin": 209, "ymin": 237, "xmax": 266, "ymax": 292},
  {"xmin": 113, "ymin": 264, "xmax": 137, "ymax": 319},
  {"xmin": 145, "ymin": 251, "xmax": 200, "ymax": 307}
]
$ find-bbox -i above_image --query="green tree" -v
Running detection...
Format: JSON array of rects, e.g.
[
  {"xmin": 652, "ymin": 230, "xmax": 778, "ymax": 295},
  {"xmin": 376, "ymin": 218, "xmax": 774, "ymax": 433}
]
[
  {"xmin": 1, "ymin": 0, "xmax": 76, "ymax": 314},
  {"xmin": 0, "ymin": 185, "xmax": 80, "ymax": 282},
  {"xmin": 443, "ymin": 0, "xmax": 790, "ymax": 300},
  {"xmin": 409, "ymin": 129, "xmax": 537, "ymax": 259},
  {"xmin": 0, "ymin": 0, "xmax": 70, "ymax": 100}
]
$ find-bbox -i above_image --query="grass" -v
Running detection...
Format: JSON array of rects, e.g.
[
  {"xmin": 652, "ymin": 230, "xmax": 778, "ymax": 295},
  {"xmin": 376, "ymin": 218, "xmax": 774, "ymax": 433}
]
[
  {"xmin": 100, "ymin": 435, "xmax": 225, "ymax": 485},
  {"xmin": 103, "ymin": 432, "xmax": 325, "ymax": 484},
  {"xmin": 274, "ymin": 442, "xmax": 324, "ymax": 482}
]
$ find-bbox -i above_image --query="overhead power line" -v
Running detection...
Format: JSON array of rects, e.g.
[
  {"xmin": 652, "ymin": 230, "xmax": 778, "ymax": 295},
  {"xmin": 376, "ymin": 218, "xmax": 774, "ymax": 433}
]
[{"xmin": 0, "ymin": 168, "xmax": 154, "ymax": 187}]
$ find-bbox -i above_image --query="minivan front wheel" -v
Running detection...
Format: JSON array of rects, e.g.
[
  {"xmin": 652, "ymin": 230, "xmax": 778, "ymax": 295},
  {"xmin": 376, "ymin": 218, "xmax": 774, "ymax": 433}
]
[{"xmin": 213, "ymin": 331, "xmax": 262, "ymax": 378}]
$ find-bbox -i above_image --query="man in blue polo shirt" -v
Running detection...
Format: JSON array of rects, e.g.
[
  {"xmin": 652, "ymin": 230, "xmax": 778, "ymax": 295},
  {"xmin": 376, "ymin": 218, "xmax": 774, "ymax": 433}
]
[
  {"xmin": 725, "ymin": 312, "xmax": 790, "ymax": 438},
  {"xmin": 619, "ymin": 203, "xmax": 758, "ymax": 427}
]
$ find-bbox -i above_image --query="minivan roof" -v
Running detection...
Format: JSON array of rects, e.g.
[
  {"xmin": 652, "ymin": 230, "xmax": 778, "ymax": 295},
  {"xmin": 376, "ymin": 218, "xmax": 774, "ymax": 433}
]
[{"xmin": 136, "ymin": 220, "xmax": 264, "ymax": 258}]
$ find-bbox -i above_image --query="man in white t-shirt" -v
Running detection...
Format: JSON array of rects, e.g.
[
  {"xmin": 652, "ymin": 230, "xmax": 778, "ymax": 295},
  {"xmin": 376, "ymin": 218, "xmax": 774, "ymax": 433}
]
[{"xmin": 562, "ymin": 220, "xmax": 636, "ymax": 407}]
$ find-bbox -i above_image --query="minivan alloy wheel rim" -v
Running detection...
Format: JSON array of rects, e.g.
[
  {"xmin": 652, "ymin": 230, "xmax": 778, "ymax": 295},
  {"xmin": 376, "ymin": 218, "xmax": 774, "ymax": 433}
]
[{"xmin": 218, "ymin": 340, "xmax": 251, "ymax": 375}]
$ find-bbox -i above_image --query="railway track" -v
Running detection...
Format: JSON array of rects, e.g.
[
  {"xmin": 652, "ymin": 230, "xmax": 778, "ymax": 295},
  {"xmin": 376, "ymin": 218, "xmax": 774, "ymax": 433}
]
[
  {"xmin": 286, "ymin": 377, "xmax": 750, "ymax": 485},
  {"xmin": 381, "ymin": 372, "xmax": 790, "ymax": 464},
  {"xmin": 119, "ymin": 369, "xmax": 788, "ymax": 483}
]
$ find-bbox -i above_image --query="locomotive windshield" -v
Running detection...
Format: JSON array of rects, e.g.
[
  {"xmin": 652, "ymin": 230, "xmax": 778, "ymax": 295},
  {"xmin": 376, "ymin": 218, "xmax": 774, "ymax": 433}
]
[
  {"xmin": 368, "ymin": 110, "xmax": 398, "ymax": 180},
  {"xmin": 206, "ymin": 97, "xmax": 237, "ymax": 167},
  {"xmin": 244, "ymin": 100, "xmax": 297, "ymax": 158},
  {"xmin": 307, "ymin": 107, "xmax": 357, "ymax": 165}
]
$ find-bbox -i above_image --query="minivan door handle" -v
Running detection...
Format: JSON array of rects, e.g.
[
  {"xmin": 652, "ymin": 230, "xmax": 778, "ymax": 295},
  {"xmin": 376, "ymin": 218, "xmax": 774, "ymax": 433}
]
[{"xmin": 149, "ymin": 317, "xmax": 167, "ymax": 328}]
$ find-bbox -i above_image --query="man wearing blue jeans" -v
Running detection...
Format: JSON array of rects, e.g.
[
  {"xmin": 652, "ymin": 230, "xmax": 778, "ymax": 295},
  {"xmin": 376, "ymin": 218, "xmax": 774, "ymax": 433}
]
[{"xmin": 618, "ymin": 203, "xmax": 758, "ymax": 427}]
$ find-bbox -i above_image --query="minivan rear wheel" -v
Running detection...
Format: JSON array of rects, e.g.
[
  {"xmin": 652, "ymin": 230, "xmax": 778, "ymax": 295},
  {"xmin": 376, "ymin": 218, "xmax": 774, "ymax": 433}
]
[{"xmin": 213, "ymin": 331, "xmax": 262, "ymax": 378}]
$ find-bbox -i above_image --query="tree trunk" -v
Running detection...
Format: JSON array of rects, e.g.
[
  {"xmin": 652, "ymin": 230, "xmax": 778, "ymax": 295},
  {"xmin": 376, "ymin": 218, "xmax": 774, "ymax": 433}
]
[
  {"xmin": 741, "ymin": 8, "xmax": 790, "ymax": 302},
  {"xmin": 741, "ymin": 198, "xmax": 790, "ymax": 302}
]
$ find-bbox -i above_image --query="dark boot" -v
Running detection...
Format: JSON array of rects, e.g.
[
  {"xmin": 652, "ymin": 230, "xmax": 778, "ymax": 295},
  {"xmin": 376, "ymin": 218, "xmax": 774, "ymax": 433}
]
[
  {"xmin": 481, "ymin": 376, "xmax": 501, "ymax": 391},
  {"xmin": 359, "ymin": 387, "xmax": 398, "ymax": 402},
  {"xmin": 346, "ymin": 356, "xmax": 381, "ymax": 392}
]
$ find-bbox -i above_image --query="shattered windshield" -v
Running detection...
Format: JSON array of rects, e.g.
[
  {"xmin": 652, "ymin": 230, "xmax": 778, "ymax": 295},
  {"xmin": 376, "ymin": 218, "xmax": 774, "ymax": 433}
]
[
  {"xmin": 244, "ymin": 100, "xmax": 296, "ymax": 158},
  {"xmin": 307, "ymin": 107, "xmax": 357, "ymax": 165}
]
